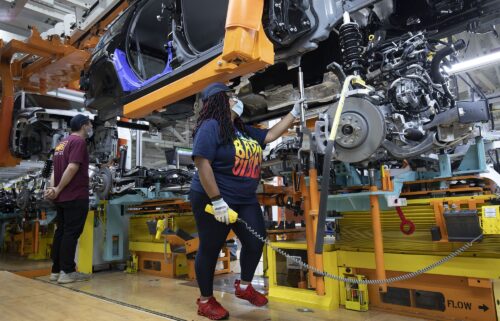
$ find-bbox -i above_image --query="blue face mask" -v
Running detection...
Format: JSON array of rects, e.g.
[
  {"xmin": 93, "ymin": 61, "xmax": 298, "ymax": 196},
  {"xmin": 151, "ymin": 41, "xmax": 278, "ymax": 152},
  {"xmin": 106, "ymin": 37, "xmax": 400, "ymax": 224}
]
[
  {"xmin": 86, "ymin": 126, "xmax": 94, "ymax": 138},
  {"xmin": 231, "ymin": 99, "xmax": 244, "ymax": 117}
]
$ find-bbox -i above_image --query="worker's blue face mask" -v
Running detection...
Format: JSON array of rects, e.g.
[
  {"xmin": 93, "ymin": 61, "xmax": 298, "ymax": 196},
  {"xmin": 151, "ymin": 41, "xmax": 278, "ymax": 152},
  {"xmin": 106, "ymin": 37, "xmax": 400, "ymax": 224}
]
[{"xmin": 231, "ymin": 99, "xmax": 244, "ymax": 117}]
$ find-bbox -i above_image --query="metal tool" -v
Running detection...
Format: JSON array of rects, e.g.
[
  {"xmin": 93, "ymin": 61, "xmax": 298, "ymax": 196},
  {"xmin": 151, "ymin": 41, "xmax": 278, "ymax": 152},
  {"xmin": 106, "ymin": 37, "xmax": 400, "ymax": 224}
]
[
  {"xmin": 205, "ymin": 204, "xmax": 239, "ymax": 224},
  {"xmin": 296, "ymin": 67, "xmax": 314, "ymax": 171},
  {"xmin": 298, "ymin": 67, "xmax": 307, "ymax": 129}
]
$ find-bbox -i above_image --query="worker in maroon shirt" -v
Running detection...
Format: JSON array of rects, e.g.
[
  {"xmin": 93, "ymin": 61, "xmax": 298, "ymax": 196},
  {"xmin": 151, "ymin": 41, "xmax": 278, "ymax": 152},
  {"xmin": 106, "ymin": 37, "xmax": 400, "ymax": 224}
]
[{"xmin": 44, "ymin": 114, "xmax": 92, "ymax": 284}]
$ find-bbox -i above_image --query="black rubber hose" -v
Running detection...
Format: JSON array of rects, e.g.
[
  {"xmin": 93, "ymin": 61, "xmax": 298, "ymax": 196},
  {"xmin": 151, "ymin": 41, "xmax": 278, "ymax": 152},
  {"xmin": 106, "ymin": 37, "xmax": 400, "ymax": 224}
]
[
  {"xmin": 41, "ymin": 149, "xmax": 54, "ymax": 179},
  {"xmin": 119, "ymin": 147, "xmax": 127, "ymax": 176},
  {"xmin": 382, "ymin": 134, "xmax": 435, "ymax": 159},
  {"xmin": 326, "ymin": 62, "xmax": 347, "ymax": 83},
  {"xmin": 315, "ymin": 139, "xmax": 335, "ymax": 254},
  {"xmin": 430, "ymin": 39, "xmax": 466, "ymax": 84}
]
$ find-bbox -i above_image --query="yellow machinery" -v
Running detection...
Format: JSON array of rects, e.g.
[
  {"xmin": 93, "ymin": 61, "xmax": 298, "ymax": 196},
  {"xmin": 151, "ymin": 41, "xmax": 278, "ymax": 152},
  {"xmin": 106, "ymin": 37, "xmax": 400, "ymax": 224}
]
[
  {"xmin": 126, "ymin": 198, "xmax": 194, "ymax": 278},
  {"xmin": 61, "ymin": 184, "xmax": 235, "ymax": 281},
  {"xmin": 128, "ymin": 214, "xmax": 234, "ymax": 279},
  {"xmin": 334, "ymin": 193, "xmax": 500, "ymax": 321},
  {"xmin": 3, "ymin": 220, "xmax": 54, "ymax": 260},
  {"xmin": 77, "ymin": 197, "xmax": 201, "ymax": 277},
  {"xmin": 263, "ymin": 173, "xmax": 500, "ymax": 321},
  {"xmin": 244, "ymin": 72, "xmax": 500, "ymax": 321},
  {"xmin": 128, "ymin": 212, "xmax": 195, "ymax": 278},
  {"xmin": 342, "ymin": 272, "xmax": 368, "ymax": 312}
]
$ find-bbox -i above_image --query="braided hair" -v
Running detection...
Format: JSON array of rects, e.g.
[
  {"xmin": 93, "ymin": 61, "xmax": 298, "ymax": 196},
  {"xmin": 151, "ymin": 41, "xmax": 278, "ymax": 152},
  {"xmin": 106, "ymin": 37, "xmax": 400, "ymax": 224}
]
[{"xmin": 193, "ymin": 92, "xmax": 247, "ymax": 145}]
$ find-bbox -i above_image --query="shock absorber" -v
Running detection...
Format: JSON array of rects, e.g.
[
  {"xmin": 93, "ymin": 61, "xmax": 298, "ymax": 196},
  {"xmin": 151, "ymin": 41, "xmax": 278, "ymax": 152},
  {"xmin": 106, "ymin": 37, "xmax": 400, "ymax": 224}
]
[
  {"xmin": 339, "ymin": 11, "xmax": 365, "ymax": 76},
  {"xmin": 119, "ymin": 145, "xmax": 128, "ymax": 176},
  {"xmin": 40, "ymin": 149, "xmax": 54, "ymax": 190},
  {"xmin": 41, "ymin": 159, "xmax": 53, "ymax": 179}
]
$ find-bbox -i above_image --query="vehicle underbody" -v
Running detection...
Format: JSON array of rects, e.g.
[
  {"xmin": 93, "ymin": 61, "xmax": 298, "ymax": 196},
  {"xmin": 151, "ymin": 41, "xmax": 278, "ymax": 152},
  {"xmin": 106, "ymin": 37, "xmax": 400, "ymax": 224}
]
[{"xmin": 79, "ymin": 0, "xmax": 500, "ymax": 170}]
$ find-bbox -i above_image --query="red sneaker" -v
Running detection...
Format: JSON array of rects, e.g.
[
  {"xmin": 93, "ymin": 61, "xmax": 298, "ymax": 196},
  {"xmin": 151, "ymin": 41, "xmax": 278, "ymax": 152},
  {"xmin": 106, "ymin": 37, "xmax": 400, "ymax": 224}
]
[
  {"xmin": 197, "ymin": 297, "xmax": 229, "ymax": 320},
  {"xmin": 234, "ymin": 280, "xmax": 268, "ymax": 307}
]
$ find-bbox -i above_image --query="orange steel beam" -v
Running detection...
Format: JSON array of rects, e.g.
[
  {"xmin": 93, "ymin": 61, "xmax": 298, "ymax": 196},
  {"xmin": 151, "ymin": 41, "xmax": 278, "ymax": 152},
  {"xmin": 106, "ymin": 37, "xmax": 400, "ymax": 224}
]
[
  {"xmin": 431, "ymin": 201, "xmax": 449, "ymax": 242},
  {"xmin": 21, "ymin": 57, "xmax": 53, "ymax": 80},
  {"xmin": 0, "ymin": 69, "xmax": 18, "ymax": 167},
  {"xmin": 0, "ymin": 28, "xmax": 90, "ymax": 166},
  {"xmin": 300, "ymin": 174, "xmax": 317, "ymax": 289},
  {"xmin": 123, "ymin": 0, "xmax": 274, "ymax": 119},
  {"xmin": 33, "ymin": 220, "xmax": 40, "ymax": 254},
  {"xmin": 308, "ymin": 169, "xmax": 325, "ymax": 295},
  {"xmin": 370, "ymin": 184, "xmax": 388, "ymax": 293}
]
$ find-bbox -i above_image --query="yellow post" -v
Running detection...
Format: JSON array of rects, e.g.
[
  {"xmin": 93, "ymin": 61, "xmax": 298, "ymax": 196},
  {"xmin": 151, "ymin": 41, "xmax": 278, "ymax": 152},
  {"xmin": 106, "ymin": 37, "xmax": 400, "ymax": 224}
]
[
  {"xmin": 77, "ymin": 210, "xmax": 94, "ymax": 274},
  {"xmin": 267, "ymin": 241, "xmax": 339, "ymax": 310}
]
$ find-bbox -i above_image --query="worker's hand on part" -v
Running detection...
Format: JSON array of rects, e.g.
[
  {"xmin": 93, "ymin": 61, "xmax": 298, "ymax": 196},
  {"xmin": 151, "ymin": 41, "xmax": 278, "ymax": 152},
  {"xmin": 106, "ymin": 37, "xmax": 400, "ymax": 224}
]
[
  {"xmin": 290, "ymin": 98, "xmax": 306, "ymax": 118},
  {"xmin": 44, "ymin": 186, "xmax": 60, "ymax": 200},
  {"xmin": 211, "ymin": 198, "xmax": 230, "ymax": 225}
]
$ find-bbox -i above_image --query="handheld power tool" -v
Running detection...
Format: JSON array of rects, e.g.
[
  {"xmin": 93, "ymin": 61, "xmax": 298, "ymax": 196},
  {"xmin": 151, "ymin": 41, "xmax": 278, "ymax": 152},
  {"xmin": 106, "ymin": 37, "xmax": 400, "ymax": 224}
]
[{"xmin": 205, "ymin": 204, "xmax": 238, "ymax": 224}]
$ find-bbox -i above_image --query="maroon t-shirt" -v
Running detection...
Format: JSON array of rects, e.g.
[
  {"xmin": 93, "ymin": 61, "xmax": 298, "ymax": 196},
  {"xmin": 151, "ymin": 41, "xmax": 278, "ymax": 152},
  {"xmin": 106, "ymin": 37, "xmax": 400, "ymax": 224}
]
[{"xmin": 53, "ymin": 134, "xmax": 89, "ymax": 202}]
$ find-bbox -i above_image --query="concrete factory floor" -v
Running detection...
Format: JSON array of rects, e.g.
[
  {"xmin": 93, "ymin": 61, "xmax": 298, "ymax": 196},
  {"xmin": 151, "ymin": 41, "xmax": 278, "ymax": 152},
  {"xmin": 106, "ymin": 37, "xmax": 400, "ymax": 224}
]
[{"xmin": 0, "ymin": 270, "xmax": 426, "ymax": 321}]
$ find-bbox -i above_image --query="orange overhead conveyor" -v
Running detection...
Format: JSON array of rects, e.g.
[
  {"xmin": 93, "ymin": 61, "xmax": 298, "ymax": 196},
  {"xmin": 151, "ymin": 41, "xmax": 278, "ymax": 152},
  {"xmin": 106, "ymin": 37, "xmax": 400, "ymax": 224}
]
[{"xmin": 0, "ymin": 28, "xmax": 90, "ymax": 167}]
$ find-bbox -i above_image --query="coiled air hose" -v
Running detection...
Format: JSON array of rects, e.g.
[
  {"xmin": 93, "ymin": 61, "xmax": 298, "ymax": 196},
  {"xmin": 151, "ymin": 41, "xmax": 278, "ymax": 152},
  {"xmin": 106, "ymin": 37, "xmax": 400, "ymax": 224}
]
[{"xmin": 240, "ymin": 216, "xmax": 482, "ymax": 284}]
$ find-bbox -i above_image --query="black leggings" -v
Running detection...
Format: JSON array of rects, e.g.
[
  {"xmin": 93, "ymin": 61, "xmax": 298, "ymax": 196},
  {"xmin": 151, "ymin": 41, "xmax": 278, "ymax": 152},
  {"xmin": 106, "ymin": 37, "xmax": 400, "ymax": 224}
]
[{"xmin": 190, "ymin": 190, "xmax": 266, "ymax": 297}]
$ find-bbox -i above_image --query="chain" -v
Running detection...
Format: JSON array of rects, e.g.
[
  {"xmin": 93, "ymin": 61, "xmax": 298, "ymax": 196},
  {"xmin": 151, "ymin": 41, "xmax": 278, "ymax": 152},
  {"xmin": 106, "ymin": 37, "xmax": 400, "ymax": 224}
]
[{"xmin": 237, "ymin": 218, "xmax": 483, "ymax": 285}]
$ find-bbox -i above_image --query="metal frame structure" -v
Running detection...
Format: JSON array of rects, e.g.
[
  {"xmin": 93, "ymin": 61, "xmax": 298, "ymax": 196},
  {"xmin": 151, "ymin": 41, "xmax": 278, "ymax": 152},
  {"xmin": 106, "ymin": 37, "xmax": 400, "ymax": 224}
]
[
  {"xmin": 122, "ymin": 0, "xmax": 274, "ymax": 119},
  {"xmin": 0, "ymin": 28, "xmax": 89, "ymax": 166}
]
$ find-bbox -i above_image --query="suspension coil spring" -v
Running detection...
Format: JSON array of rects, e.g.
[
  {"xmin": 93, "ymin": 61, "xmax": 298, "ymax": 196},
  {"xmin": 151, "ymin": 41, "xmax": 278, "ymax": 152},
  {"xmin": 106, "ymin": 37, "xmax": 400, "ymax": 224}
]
[
  {"xmin": 339, "ymin": 21, "xmax": 365, "ymax": 75},
  {"xmin": 41, "ymin": 159, "xmax": 53, "ymax": 179}
]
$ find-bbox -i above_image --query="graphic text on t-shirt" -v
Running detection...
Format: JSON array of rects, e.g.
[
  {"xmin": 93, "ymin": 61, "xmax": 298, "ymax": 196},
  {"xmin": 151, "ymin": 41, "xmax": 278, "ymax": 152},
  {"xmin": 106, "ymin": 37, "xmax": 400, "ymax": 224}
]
[{"xmin": 232, "ymin": 134, "xmax": 263, "ymax": 179}]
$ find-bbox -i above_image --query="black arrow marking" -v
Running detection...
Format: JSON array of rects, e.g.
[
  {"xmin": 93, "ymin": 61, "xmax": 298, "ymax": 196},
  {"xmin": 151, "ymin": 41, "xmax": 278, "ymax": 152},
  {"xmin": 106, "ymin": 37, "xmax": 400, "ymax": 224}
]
[{"xmin": 478, "ymin": 304, "xmax": 489, "ymax": 312}]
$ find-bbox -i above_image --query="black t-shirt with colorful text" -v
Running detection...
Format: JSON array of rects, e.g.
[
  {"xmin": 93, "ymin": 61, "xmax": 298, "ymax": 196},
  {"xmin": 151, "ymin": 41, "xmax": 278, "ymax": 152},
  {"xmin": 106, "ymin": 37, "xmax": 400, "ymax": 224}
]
[{"xmin": 190, "ymin": 119, "xmax": 268, "ymax": 204}]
